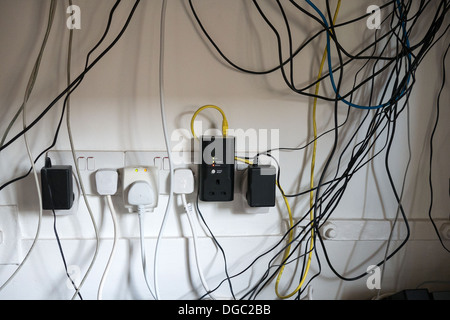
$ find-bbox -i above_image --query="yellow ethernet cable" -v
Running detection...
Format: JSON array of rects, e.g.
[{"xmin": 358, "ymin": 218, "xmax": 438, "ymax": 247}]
[
  {"xmin": 190, "ymin": 105, "xmax": 229, "ymax": 139},
  {"xmin": 234, "ymin": 156, "xmax": 252, "ymax": 165},
  {"xmin": 275, "ymin": 0, "xmax": 342, "ymax": 299}
]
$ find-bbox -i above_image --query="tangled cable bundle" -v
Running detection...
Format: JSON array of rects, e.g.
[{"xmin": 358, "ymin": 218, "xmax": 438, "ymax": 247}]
[
  {"xmin": 189, "ymin": 0, "xmax": 450, "ymax": 299},
  {"xmin": 0, "ymin": 0, "xmax": 448, "ymax": 300}
]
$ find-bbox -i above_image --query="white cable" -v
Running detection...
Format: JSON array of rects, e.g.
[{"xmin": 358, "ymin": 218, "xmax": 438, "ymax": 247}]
[
  {"xmin": 0, "ymin": 90, "xmax": 44, "ymax": 292},
  {"xmin": 0, "ymin": 0, "xmax": 57, "ymax": 147},
  {"xmin": 154, "ymin": 0, "xmax": 171, "ymax": 300},
  {"xmin": 67, "ymin": 112, "xmax": 100, "ymax": 301},
  {"xmin": 97, "ymin": 195, "xmax": 118, "ymax": 300},
  {"xmin": 0, "ymin": 0, "xmax": 57, "ymax": 293},
  {"xmin": 377, "ymin": 101, "xmax": 412, "ymax": 299},
  {"xmin": 65, "ymin": 0, "xmax": 100, "ymax": 300},
  {"xmin": 182, "ymin": 194, "xmax": 216, "ymax": 300},
  {"xmin": 126, "ymin": 181, "xmax": 158, "ymax": 299},
  {"xmin": 138, "ymin": 210, "xmax": 157, "ymax": 300}
]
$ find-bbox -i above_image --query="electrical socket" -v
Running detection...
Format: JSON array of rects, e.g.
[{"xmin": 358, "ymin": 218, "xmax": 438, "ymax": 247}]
[
  {"xmin": 48, "ymin": 150, "xmax": 196, "ymax": 196},
  {"xmin": 199, "ymin": 136, "xmax": 235, "ymax": 202},
  {"xmin": 47, "ymin": 151, "xmax": 124, "ymax": 195},
  {"xmin": 125, "ymin": 151, "xmax": 197, "ymax": 195}
]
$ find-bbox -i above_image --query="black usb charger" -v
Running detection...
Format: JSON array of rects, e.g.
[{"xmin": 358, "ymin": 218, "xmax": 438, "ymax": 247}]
[
  {"xmin": 246, "ymin": 164, "xmax": 276, "ymax": 207},
  {"xmin": 41, "ymin": 157, "xmax": 74, "ymax": 210}
]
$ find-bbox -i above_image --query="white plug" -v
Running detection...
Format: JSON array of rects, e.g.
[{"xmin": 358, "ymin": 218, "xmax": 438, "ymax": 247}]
[
  {"xmin": 122, "ymin": 167, "xmax": 159, "ymax": 213},
  {"xmin": 173, "ymin": 168, "xmax": 195, "ymax": 214},
  {"xmin": 95, "ymin": 169, "xmax": 120, "ymax": 300},
  {"xmin": 128, "ymin": 181, "xmax": 157, "ymax": 213},
  {"xmin": 173, "ymin": 168, "xmax": 194, "ymax": 195},
  {"xmin": 173, "ymin": 168, "xmax": 216, "ymax": 299},
  {"xmin": 95, "ymin": 169, "xmax": 118, "ymax": 196}
]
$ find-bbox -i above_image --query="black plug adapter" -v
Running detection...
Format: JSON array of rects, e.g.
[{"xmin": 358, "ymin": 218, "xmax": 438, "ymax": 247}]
[
  {"xmin": 247, "ymin": 164, "xmax": 276, "ymax": 207},
  {"xmin": 199, "ymin": 135, "xmax": 235, "ymax": 202},
  {"xmin": 41, "ymin": 157, "xmax": 74, "ymax": 210}
]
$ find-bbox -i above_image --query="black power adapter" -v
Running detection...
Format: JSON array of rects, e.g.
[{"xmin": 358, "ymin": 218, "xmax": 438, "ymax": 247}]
[
  {"xmin": 41, "ymin": 157, "xmax": 74, "ymax": 210},
  {"xmin": 246, "ymin": 164, "xmax": 276, "ymax": 207},
  {"xmin": 199, "ymin": 135, "xmax": 235, "ymax": 201}
]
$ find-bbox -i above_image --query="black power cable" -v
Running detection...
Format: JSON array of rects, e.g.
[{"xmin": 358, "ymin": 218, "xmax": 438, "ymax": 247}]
[
  {"xmin": 0, "ymin": 0, "xmax": 137, "ymax": 192},
  {"xmin": 41, "ymin": 157, "xmax": 83, "ymax": 300},
  {"xmin": 428, "ymin": 44, "xmax": 450, "ymax": 253},
  {"xmin": 189, "ymin": 0, "xmax": 450, "ymax": 299},
  {"xmin": 0, "ymin": 0, "xmax": 141, "ymax": 155}
]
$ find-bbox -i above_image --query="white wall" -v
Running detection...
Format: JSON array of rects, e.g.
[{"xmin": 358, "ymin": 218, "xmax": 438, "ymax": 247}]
[{"xmin": 0, "ymin": 0, "xmax": 449, "ymax": 300}]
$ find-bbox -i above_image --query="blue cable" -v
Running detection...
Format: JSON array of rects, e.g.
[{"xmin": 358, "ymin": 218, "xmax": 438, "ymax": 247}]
[{"xmin": 304, "ymin": 0, "xmax": 412, "ymax": 110}]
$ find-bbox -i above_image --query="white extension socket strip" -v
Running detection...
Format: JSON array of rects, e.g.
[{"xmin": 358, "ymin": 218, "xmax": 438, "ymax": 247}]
[
  {"xmin": 124, "ymin": 151, "xmax": 197, "ymax": 195},
  {"xmin": 47, "ymin": 150, "xmax": 197, "ymax": 198},
  {"xmin": 26, "ymin": 151, "xmax": 450, "ymax": 240},
  {"xmin": 47, "ymin": 151, "xmax": 124, "ymax": 196}
]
